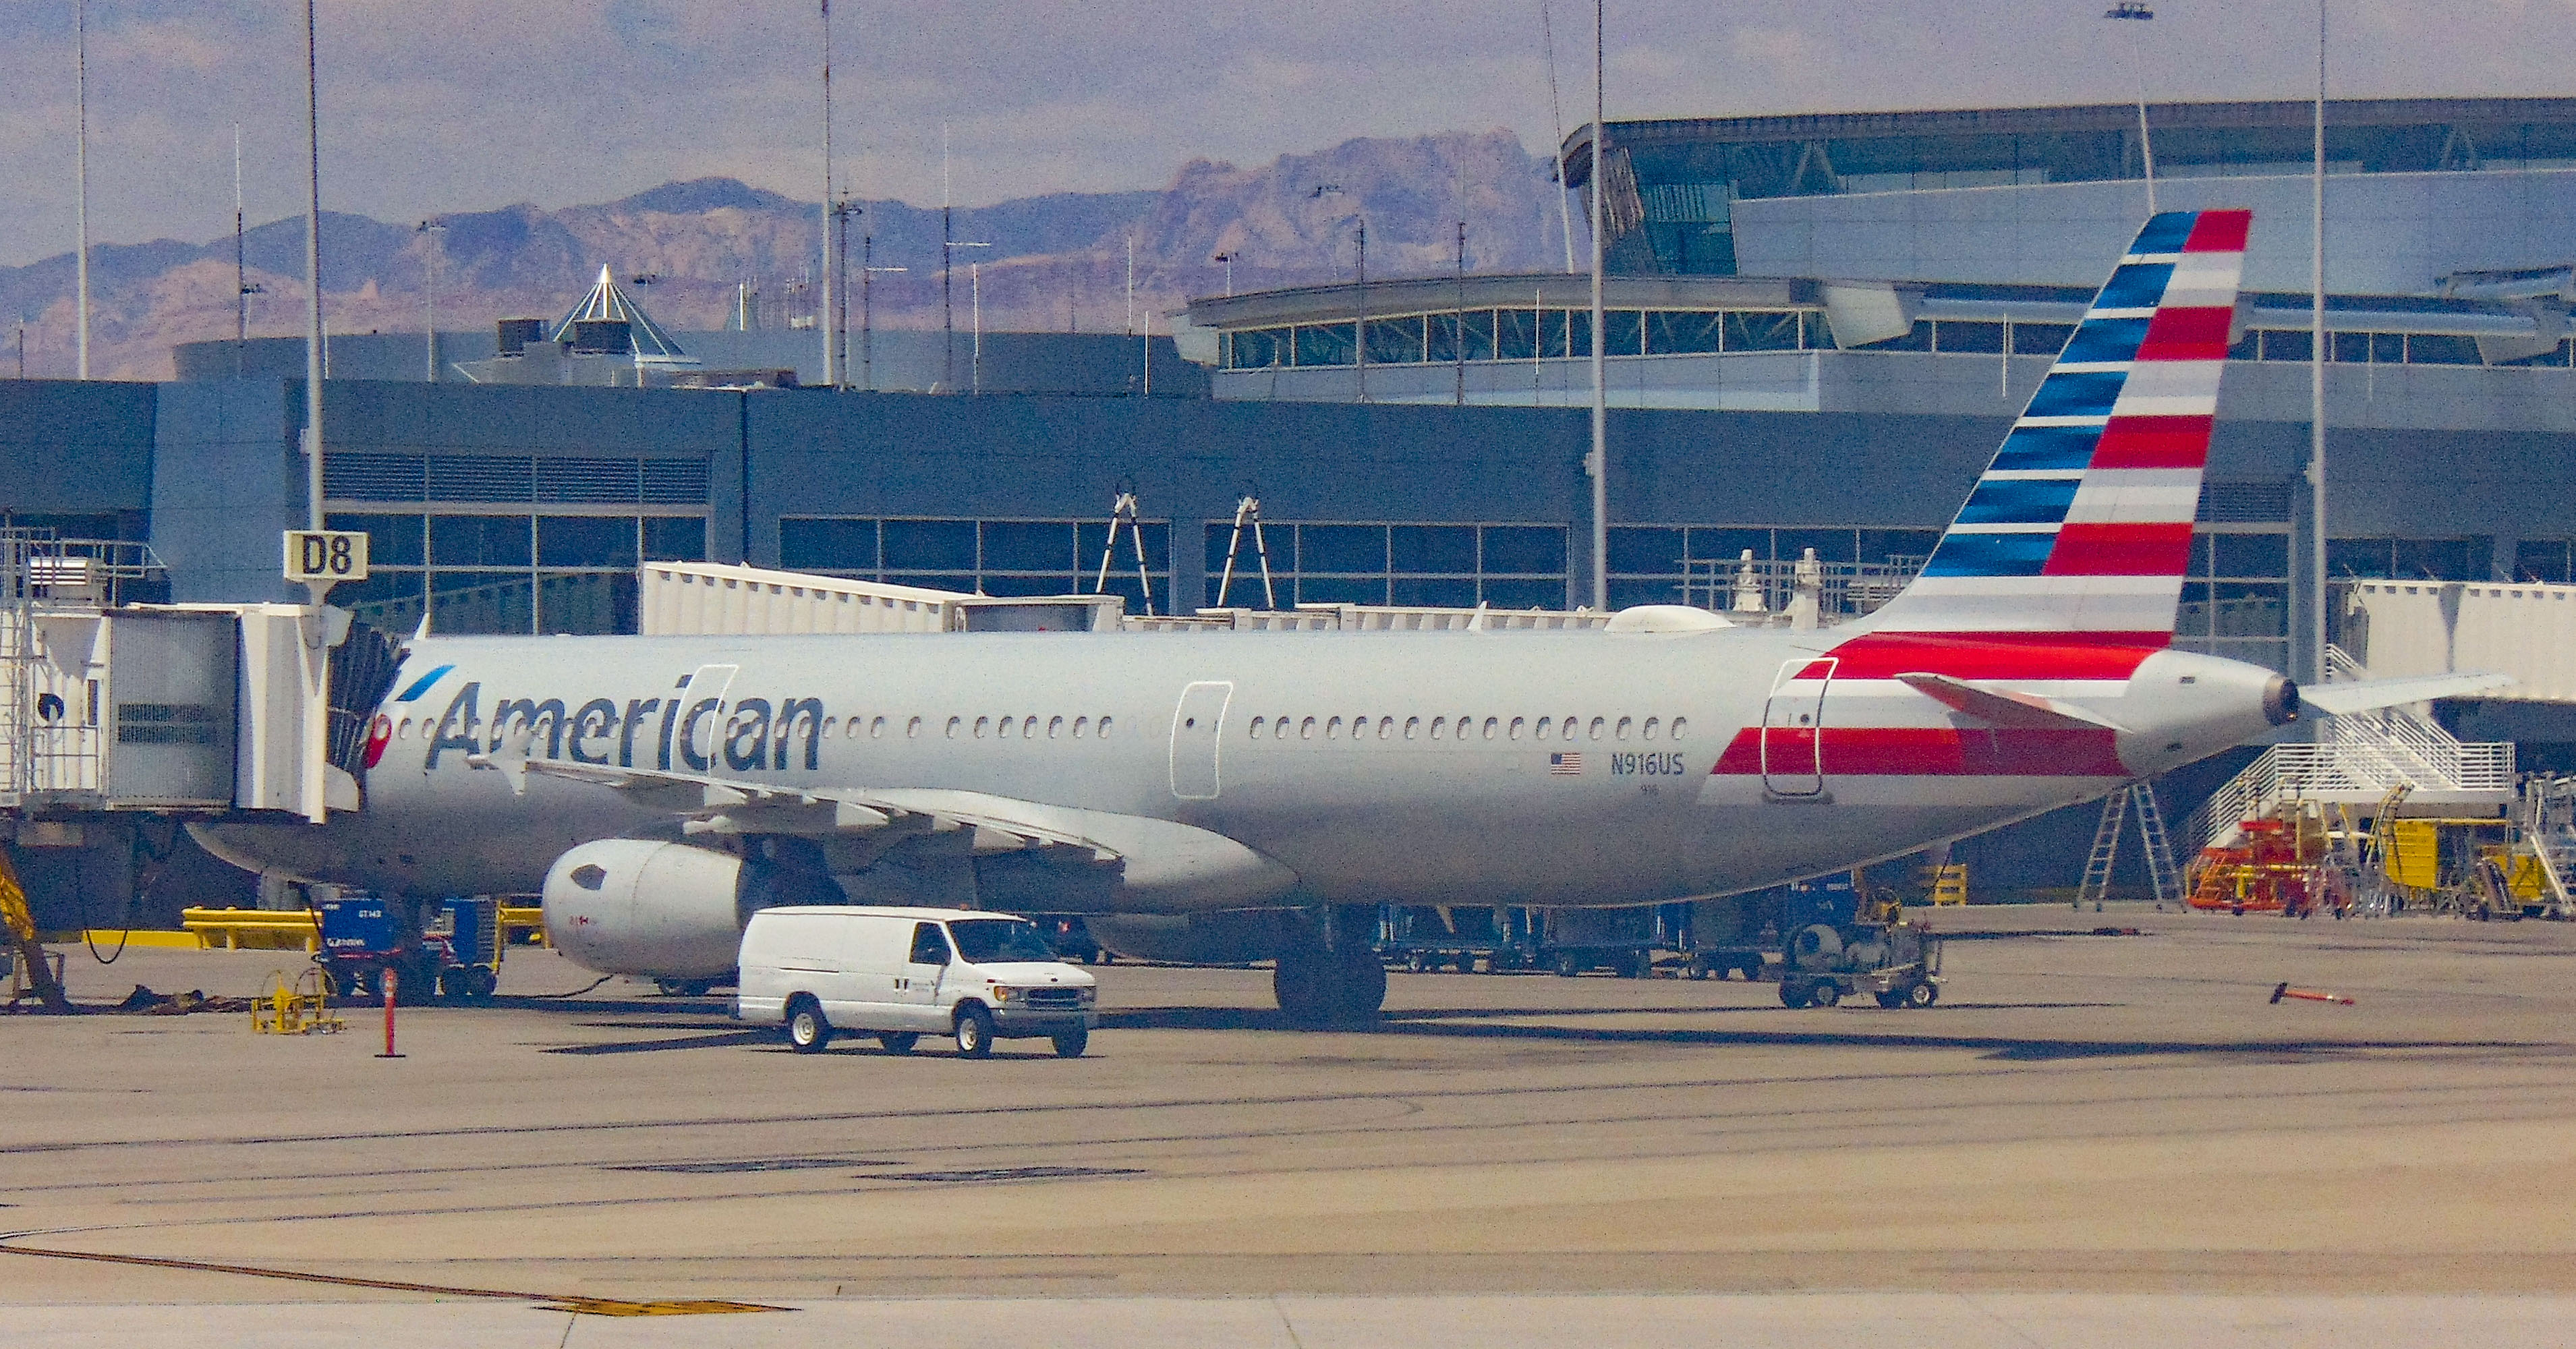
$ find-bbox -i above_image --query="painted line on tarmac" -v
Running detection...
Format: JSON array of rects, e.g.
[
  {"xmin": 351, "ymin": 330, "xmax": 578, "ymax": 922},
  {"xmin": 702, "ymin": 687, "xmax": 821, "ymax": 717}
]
[{"xmin": 0, "ymin": 1229, "xmax": 789, "ymax": 1317}]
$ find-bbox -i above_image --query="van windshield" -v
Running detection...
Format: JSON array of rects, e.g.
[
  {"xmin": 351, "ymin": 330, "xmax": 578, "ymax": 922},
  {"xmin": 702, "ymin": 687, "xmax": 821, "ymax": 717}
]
[{"xmin": 946, "ymin": 919, "xmax": 1058, "ymax": 965}]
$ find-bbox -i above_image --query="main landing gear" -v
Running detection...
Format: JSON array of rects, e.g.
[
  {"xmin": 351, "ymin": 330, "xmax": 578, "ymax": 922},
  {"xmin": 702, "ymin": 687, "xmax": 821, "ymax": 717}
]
[{"xmin": 1273, "ymin": 907, "xmax": 1387, "ymax": 1028}]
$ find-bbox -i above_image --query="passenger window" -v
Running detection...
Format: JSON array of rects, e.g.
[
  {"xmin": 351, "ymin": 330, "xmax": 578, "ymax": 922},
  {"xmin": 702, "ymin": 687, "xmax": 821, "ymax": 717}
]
[
  {"xmin": 1249, "ymin": 716, "xmax": 1265, "ymax": 738},
  {"xmin": 1671, "ymin": 717, "xmax": 1688, "ymax": 740},
  {"xmin": 1615, "ymin": 716, "xmax": 1632, "ymax": 741},
  {"xmin": 907, "ymin": 716, "xmax": 922, "ymax": 738},
  {"xmin": 909, "ymin": 923, "xmax": 951, "ymax": 967},
  {"xmin": 1642, "ymin": 716, "xmax": 1658, "ymax": 740},
  {"xmin": 1560, "ymin": 717, "xmax": 1578, "ymax": 741},
  {"xmin": 1483, "ymin": 716, "xmax": 1498, "ymax": 739},
  {"xmin": 1429, "ymin": 716, "xmax": 1446, "ymax": 739},
  {"xmin": 1404, "ymin": 716, "xmax": 1419, "ymax": 740},
  {"xmin": 1300, "ymin": 716, "xmax": 1317, "ymax": 739},
  {"xmin": 1048, "ymin": 716, "xmax": 1063, "ymax": 739},
  {"xmin": 1100, "ymin": 716, "xmax": 1114, "ymax": 737},
  {"xmin": 1509, "ymin": 717, "xmax": 1524, "ymax": 740},
  {"xmin": 1379, "ymin": 716, "xmax": 1395, "ymax": 739},
  {"xmin": 1591, "ymin": 717, "xmax": 1606, "ymax": 740},
  {"xmin": 973, "ymin": 716, "xmax": 990, "ymax": 739},
  {"xmin": 1023, "ymin": 716, "xmax": 1037, "ymax": 738},
  {"xmin": 871, "ymin": 716, "xmax": 887, "ymax": 738},
  {"xmin": 945, "ymin": 716, "xmax": 961, "ymax": 739},
  {"xmin": 1073, "ymin": 716, "xmax": 1088, "ymax": 737}
]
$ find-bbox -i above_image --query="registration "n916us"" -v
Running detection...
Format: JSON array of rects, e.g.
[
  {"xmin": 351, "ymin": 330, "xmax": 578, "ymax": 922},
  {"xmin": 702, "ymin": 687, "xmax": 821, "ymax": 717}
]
[{"xmin": 1608, "ymin": 751, "xmax": 1688, "ymax": 776}]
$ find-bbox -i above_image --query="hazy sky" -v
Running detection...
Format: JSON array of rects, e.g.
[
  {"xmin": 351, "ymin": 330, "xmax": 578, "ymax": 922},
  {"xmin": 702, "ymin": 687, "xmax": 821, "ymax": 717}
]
[{"xmin": 3, "ymin": 1, "xmax": 2570, "ymax": 265}]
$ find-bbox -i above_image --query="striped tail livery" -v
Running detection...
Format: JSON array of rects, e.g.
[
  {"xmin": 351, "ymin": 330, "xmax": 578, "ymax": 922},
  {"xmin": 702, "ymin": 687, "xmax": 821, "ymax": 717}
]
[{"xmin": 1866, "ymin": 206, "xmax": 2252, "ymax": 642}]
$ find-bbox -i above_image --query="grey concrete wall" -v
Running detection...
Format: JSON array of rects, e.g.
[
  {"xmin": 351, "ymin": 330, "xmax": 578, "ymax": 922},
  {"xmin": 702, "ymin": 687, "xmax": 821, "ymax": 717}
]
[
  {"xmin": 149, "ymin": 381, "xmax": 300, "ymax": 603},
  {"xmin": 0, "ymin": 378, "xmax": 157, "ymax": 527}
]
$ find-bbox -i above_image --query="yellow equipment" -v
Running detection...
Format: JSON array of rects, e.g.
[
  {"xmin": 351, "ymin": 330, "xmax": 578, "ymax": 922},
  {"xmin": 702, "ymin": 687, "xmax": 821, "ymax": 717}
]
[
  {"xmin": 250, "ymin": 967, "xmax": 343, "ymax": 1035},
  {"xmin": 0, "ymin": 842, "xmax": 69, "ymax": 1012},
  {"xmin": 181, "ymin": 907, "xmax": 321, "ymax": 952},
  {"xmin": 498, "ymin": 904, "xmax": 549, "ymax": 946},
  {"xmin": 1929, "ymin": 863, "xmax": 1969, "ymax": 906}
]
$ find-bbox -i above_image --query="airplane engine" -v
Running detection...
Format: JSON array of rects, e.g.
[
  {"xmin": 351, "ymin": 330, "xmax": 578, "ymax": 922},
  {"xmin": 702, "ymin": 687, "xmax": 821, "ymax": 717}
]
[{"xmin": 541, "ymin": 839, "xmax": 840, "ymax": 979}]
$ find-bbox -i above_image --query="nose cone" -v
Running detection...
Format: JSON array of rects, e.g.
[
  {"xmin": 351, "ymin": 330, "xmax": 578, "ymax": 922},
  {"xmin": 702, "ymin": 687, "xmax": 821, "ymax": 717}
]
[{"xmin": 2118, "ymin": 650, "xmax": 2297, "ymax": 774}]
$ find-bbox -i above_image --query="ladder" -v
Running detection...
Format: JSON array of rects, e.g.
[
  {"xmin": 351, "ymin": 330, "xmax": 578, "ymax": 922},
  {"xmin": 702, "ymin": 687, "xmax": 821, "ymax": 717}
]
[
  {"xmin": 2076, "ymin": 782, "xmax": 2185, "ymax": 911},
  {"xmin": 2133, "ymin": 782, "xmax": 2185, "ymax": 909},
  {"xmin": 1211, "ymin": 495, "xmax": 1278, "ymax": 610}
]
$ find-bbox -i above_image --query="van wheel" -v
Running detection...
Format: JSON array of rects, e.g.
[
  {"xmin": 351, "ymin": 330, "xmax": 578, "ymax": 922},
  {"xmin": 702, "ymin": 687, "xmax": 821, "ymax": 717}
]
[
  {"xmin": 1811, "ymin": 983, "xmax": 1844, "ymax": 1008},
  {"xmin": 954, "ymin": 1005, "xmax": 995, "ymax": 1058},
  {"xmin": 1909, "ymin": 981, "xmax": 1939, "ymax": 1008},
  {"xmin": 878, "ymin": 1032, "xmax": 918, "ymax": 1055},
  {"xmin": 784, "ymin": 996, "xmax": 830, "ymax": 1054},
  {"xmin": 1052, "ymin": 1028, "xmax": 1089, "ymax": 1058}
]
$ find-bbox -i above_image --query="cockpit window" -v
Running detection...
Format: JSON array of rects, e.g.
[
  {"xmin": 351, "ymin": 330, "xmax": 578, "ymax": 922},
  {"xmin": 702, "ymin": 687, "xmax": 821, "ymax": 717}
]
[{"xmin": 946, "ymin": 919, "xmax": 1058, "ymax": 964}]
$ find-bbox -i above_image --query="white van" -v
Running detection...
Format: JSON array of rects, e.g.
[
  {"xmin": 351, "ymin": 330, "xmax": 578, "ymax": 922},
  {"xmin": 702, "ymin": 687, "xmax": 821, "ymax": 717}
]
[{"xmin": 735, "ymin": 907, "xmax": 1099, "ymax": 1058}]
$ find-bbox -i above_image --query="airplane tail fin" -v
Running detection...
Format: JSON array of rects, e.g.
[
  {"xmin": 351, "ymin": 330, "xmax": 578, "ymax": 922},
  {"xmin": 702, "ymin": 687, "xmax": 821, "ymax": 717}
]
[{"xmin": 1859, "ymin": 208, "xmax": 2253, "ymax": 643}]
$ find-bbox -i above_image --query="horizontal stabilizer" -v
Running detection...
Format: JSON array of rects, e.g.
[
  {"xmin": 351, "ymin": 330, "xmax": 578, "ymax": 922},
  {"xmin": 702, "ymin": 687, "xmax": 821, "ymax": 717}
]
[
  {"xmin": 1895, "ymin": 671, "xmax": 2130, "ymax": 733},
  {"xmin": 2300, "ymin": 671, "xmax": 2514, "ymax": 716}
]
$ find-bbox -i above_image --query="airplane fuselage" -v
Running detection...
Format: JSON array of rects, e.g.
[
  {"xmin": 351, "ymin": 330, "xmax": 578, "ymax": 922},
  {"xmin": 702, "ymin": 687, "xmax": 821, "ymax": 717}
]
[{"xmin": 196, "ymin": 623, "xmax": 2285, "ymax": 914}]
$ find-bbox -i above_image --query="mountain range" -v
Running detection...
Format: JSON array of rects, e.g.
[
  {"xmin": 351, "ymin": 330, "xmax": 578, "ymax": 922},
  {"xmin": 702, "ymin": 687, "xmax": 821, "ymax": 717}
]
[{"xmin": 0, "ymin": 130, "xmax": 1574, "ymax": 381}]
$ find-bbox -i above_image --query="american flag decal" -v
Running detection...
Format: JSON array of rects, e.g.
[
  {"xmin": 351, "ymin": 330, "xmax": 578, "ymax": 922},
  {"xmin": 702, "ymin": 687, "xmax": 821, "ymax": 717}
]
[{"xmin": 1549, "ymin": 752, "xmax": 1584, "ymax": 776}]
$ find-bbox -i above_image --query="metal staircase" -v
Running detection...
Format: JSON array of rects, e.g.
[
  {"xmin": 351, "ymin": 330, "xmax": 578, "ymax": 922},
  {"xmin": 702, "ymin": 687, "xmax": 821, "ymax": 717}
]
[
  {"xmin": 2182, "ymin": 647, "xmax": 2515, "ymax": 855},
  {"xmin": 2076, "ymin": 782, "xmax": 2187, "ymax": 911}
]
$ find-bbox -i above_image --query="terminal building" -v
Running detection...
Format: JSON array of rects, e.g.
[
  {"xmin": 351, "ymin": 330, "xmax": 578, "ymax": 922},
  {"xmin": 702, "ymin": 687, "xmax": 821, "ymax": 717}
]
[{"xmin": 5, "ymin": 95, "xmax": 2575, "ymax": 917}]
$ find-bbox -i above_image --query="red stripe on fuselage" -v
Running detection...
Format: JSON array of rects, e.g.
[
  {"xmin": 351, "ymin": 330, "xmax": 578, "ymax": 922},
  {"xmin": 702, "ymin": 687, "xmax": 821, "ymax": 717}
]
[
  {"xmin": 1813, "ymin": 631, "xmax": 2165, "ymax": 681},
  {"xmin": 2042, "ymin": 522, "xmax": 2194, "ymax": 576},
  {"xmin": 1710, "ymin": 726, "xmax": 2127, "ymax": 778},
  {"xmin": 2091, "ymin": 415, "xmax": 2214, "ymax": 469}
]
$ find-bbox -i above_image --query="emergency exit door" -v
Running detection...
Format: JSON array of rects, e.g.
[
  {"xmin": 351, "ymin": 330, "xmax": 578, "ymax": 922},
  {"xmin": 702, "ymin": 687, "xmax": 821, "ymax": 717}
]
[
  {"xmin": 1758, "ymin": 657, "xmax": 1833, "ymax": 799},
  {"xmin": 1169, "ymin": 681, "xmax": 1233, "ymax": 800}
]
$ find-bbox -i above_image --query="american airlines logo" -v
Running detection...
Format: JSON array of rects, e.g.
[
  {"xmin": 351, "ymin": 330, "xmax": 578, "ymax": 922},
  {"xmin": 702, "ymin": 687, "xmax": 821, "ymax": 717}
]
[{"xmin": 393, "ymin": 666, "xmax": 830, "ymax": 776}]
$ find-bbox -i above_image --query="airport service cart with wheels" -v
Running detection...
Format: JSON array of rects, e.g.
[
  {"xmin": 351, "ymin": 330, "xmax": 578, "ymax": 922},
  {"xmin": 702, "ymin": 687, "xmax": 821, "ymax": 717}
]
[
  {"xmin": 1536, "ymin": 906, "xmax": 1665, "ymax": 978},
  {"xmin": 1674, "ymin": 895, "xmax": 1777, "ymax": 981},
  {"xmin": 1774, "ymin": 918, "xmax": 1943, "ymax": 1010},
  {"xmin": 1374, "ymin": 905, "xmax": 1536, "ymax": 973},
  {"xmin": 316, "ymin": 894, "xmax": 501, "ymax": 1006}
]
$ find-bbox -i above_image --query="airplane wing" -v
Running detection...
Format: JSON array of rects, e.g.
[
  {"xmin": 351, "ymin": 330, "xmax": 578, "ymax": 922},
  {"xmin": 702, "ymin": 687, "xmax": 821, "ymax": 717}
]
[
  {"xmin": 1893, "ymin": 672, "xmax": 2129, "ymax": 733},
  {"xmin": 2298, "ymin": 671, "xmax": 2514, "ymax": 716},
  {"xmin": 516, "ymin": 759, "xmax": 1120, "ymax": 862}
]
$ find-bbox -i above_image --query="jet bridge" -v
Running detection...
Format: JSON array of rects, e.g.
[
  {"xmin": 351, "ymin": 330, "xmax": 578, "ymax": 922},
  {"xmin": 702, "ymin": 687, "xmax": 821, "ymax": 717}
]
[{"xmin": 0, "ymin": 536, "xmax": 399, "ymax": 932}]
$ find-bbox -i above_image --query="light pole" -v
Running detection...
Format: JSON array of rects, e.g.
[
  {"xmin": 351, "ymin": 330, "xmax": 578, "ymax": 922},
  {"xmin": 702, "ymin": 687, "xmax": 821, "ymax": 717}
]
[
  {"xmin": 417, "ymin": 219, "xmax": 445, "ymax": 382},
  {"xmin": 1312, "ymin": 185, "xmax": 1364, "ymax": 401},
  {"xmin": 1213, "ymin": 251, "xmax": 1236, "ymax": 297},
  {"xmin": 818, "ymin": 0, "xmax": 836, "ymax": 389},
  {"xmin": 859, "ymin": 236, "xmax": 904, "ymax": 393},
  {"xmin": 1586, "ymin": 0, "xmax": 1608, "ymax": 611},
  {"xmin": 2104, "ymin": 3, "xmax": 2158, "ymax": 214},
  {"xmin": 832, "ymin": 198, "xmax": 861, "ymax": 388},
  {"xmin": 943, "ymin": 239, "xmax": 990, "ymax": 393},
  {"xmin": 300, "ymin": 0, "xmax": 325, "ymax": 537},
  {"xmin": 2308, "ymin": 0, "xmax": 2328, "ymax": 685},
  {"xmin": 74, "ymin": 0, "xmax": 90, "ymax": 379}
]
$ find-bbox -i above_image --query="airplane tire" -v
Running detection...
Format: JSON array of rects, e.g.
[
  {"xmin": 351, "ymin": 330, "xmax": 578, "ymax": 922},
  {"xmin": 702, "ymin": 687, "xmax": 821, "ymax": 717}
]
[
  {"xmin": 785, "ymin": 997, "xmax": 831, "ymax": 1054},
  {"xmin": 1336, "ymin": 944, "xmax": 1387, "ymax": 1020},
  {"xmin": 1274, "ymin": 940, "xmax": 1385, "ymax": 1027}
]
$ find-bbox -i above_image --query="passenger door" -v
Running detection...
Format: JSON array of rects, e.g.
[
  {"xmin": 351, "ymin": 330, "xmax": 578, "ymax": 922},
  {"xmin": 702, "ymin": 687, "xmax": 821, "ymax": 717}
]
[
  {"xmin": 896, "ymin": 921, "xmax": 954, "ymax": 1030},
  {"xmin": 1759, "ymin": 657, "xmax": 1833, "ymax": 798},
  {"xmin": 1170, "ymin": 681, "xmax": 1234, "ymax": 800}
]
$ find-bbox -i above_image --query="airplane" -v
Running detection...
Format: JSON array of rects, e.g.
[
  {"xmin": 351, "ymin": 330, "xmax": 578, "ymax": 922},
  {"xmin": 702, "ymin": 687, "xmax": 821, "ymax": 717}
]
[{"xmin": 192, "ymin": 208, "xmax": 2498, "ymax": 1025}]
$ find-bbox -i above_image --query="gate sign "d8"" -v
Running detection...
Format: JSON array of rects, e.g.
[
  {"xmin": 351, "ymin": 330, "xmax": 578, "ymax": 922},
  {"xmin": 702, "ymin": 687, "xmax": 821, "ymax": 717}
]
[{"xmin": 284, "ymin": 529, "xmax": 370, "ymax": 584}]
